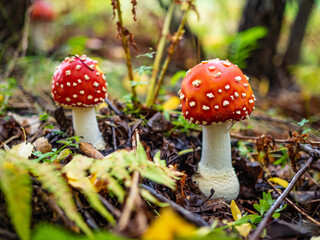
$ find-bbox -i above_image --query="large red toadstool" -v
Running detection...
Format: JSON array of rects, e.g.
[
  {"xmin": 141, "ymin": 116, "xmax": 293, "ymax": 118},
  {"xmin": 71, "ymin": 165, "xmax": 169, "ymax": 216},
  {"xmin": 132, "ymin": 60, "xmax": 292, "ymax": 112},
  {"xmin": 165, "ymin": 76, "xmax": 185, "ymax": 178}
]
[
  {"xmin": 179, "ymin": 59, "xmax": 255, "ymax": 201},
  {"xmin": 51, "ymin": 55, "xmax": 108, "ymax": 150}
]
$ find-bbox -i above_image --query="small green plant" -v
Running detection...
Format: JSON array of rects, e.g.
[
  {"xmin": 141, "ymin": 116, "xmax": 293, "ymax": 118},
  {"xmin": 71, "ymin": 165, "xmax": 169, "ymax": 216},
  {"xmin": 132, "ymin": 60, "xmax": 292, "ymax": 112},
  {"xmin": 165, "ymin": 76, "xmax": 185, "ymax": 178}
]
[
  {"xmin": 253, "ymin": 192, "xmax": 286, "ymax": 219},
  {"xmin": 237, "ymin": 141, "xmax": 255, "ymax": 159},
  {"xmin": 297, "ymin": 118, "xmax": 312, "ymax": 134},
  {"xmin": 32, "ymin": 136, "xmax": 80, "ymax": 162},
  {"xmin": 272, "ymin": 149, "xmax": 290, "ymax": 168},
  {"xmin": 0, "ymin": 77, "xmax": 17, "ymax": 114},
  {"xmin": 39, "ymin": 112, "xmax": 54, "ymax": 129}
]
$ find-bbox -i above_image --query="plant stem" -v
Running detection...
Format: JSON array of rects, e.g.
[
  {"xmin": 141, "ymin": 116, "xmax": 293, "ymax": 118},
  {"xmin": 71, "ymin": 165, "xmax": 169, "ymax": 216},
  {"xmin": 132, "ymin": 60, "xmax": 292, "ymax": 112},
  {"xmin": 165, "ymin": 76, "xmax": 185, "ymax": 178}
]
[
  {"xmin": 148, "ymin": 3, "xmax": 191, "ymax": 107},
  {"xmin": 146, "ymin": 1, "xmax": 175, "ymax": 106},
  {"xmin": 115, "ymin": 0, "xmax": 137, "ymax": 99}
]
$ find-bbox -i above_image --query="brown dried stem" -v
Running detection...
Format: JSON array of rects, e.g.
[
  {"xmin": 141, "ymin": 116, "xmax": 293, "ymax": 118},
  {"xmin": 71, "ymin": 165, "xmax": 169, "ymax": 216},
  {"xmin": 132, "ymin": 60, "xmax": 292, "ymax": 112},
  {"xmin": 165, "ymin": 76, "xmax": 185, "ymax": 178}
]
[
  {"xmin": 147, "ymin": 2, "xmax": 191, "ymax": 106},
  {"xmin": 113, "ymin": 0, "xmax": 137, "ymax": 100},
  {"xmin": 250, "ymin": 153, "xmax": 318, "ymax": 240},
  {"xmin": 266, "ymin": 179, "xmax": 320, "ymax": 227}
]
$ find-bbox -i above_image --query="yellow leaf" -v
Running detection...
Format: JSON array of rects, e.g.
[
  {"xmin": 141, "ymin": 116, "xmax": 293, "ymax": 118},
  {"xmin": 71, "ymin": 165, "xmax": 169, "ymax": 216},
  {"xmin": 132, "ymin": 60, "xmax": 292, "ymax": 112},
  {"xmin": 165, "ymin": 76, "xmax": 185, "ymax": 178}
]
[
  {"xmin": 10, "ymin": 142, "xmax": 34, "ymax": 159},
  {"xmin": 162, "ymin": 96, "xmax": 180, "ymax": 110},
  {"xmin": 142, "ymin": 208, "xmax": 197, "ymax": 240},
  {"xmin": 0, "ymin": 94, "xmax": 4, "ymax": 103},
  {"xmin": 268, "ymin": 177, "xmax": 289, "ymax": 188},
  {"xmin": 231, "ymin": 200, "xmax": 242, "ymax": 221},
  {"xmin": 235, "ymin": 223, "xmax": 252, "ymax": 238}
]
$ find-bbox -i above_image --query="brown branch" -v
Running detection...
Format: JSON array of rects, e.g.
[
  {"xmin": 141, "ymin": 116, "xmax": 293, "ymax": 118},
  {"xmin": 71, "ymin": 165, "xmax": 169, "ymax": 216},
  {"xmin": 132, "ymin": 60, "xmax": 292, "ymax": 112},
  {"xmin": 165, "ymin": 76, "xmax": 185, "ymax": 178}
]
[
  {"xmin": 266, "ymin": 179, "xmax": 320, "ymax": 227},
  {"xmin": 141, "ymin": 184, "xmax": 209, "ymax": 227},
  {"xmin": 250, "ymin": 155, "xmax": 318, "ymax": 240}
]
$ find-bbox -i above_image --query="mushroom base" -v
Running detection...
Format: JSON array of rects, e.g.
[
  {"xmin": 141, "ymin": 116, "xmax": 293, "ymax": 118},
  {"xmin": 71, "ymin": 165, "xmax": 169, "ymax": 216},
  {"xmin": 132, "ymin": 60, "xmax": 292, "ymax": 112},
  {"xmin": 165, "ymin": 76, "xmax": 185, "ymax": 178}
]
[{"xmin": 193, "ymin": 166, "xmax": 240, "ymax": 202}]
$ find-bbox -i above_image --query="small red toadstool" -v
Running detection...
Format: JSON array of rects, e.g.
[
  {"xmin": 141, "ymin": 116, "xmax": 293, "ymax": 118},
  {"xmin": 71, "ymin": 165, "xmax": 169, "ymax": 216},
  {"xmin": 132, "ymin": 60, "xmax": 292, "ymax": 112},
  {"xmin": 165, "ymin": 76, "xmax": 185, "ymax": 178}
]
[
  {"xmin": 30, "ymin": 0, "xmax": 56, "ymax": 53},
  {"xmin": 179, "ymin": 59, "xmax": 255, "ymax": 201},
  {"xmin": 51, "ymin": 55, "xmax": 108, "ymax": 150}
]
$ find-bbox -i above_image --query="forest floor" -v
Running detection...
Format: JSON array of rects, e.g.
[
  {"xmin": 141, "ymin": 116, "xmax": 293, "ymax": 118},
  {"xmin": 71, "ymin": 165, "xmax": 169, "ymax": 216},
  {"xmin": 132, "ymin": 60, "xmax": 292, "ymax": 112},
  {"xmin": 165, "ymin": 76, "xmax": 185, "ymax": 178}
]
[{"xmin": 1, "ymin": 86, "xmax": 320, "ymax": 240}]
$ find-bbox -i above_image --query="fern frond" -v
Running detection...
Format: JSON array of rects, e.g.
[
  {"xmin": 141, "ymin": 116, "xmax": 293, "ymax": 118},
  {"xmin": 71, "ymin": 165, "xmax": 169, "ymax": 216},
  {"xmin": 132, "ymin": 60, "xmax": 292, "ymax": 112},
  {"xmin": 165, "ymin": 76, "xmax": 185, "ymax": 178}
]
[{"xmin": 0, "ymin": 150, "xmax": 32, "ymax": 240}]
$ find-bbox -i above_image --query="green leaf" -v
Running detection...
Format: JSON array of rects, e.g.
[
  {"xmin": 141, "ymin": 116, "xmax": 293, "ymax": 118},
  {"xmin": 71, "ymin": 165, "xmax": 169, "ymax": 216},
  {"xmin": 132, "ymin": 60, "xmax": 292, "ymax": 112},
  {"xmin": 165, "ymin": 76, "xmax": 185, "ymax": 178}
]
[
  {"xmin": 33, "ymin": 224, "xmax": 128, "ymax": 240},
  {"xmin": 0, "ymin": 151, "xmax": 32, "ymax": 240},
  {"xmin": 26, "ymin": 162, "xmax": 92, "ymax": 237}
]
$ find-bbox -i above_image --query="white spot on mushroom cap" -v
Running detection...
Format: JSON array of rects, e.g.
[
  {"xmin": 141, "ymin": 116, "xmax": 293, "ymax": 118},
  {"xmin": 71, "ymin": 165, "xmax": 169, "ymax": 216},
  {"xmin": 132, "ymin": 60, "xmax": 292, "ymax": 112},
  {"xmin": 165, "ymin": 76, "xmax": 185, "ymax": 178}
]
[
  {"xmin": 94, "ymin": 98, "xmax": 99, "ymax": 102},
  {"xmin": 102, "ymin": 75, "xmax": 106, "ymax": 80},
  {"xmin": 208, "ymin": 66, "xmax": 216, "ymax": 71},
  {"xmin": 87, "ymin": 95, "xmax": 93, "ymax": 100},
  {"xmin": 65, "ymin": 70, "xmax": 71, "ymax": 76},
  {"xmin": 225, "ymin": 85, "xmax": 230, "ymax": 90},
  {"xmin": 73, "ymin": 83, "xmax": 77, "ymax": 86},
  {"xmin": 202, "ymin": 105, "xmax": 210, "ymax": 110},
  {"xmin": 96, "ymin": 72, "xmax": 100, "ymax": 76},
  {"xmin": 102, "ymin": 87, "xmax": 107, "ymax": 92},
  {"xmin": 234, "ymin": 92, "xmax": 239, "ymax": 97},
  {"xmin": 84, "ymin": 75, "xmax": 90, "ymax": 80},
  {"xmin": 214, "ymin": 72, "xmax": 222, "ymax": 78},
  {"xmin": 77, "ymin": 102, "xmax": 82, "ymax": 106},
  {"xmin": 249, "ymin": 99, "xmax": 254, "ymax": 104},
  {"xmin": 214, "ymin": 105, "xmax": 219, "ymax": 109},
  {"xmin": 192, "ymin": 79, "xmax": 201, "ymax": 87},
  {"xmin": 223, "ymin": 61, "xmax": 231, "ymax": 67},
  {"xmin": 66, "ymin": 97, "xmax": 71, "ymax": 102},
  {"xmin": 67, "ymin": 82, "xmax": 71, "ymax": 87},
  {"xmin": 76, "ymin": 65, "xmax": 81, "ymax": 70},
  {"xmin": 185, "ymin": 111, "xmax": 189, "ymax": 115},
  {"xmin": 189, "ymin": 101, "xmax": 196, "ymax": 107},
  {"xmin": 93, "ymin": 82, "xmax": 99, "ymax": 87},
  {"xmin": 186, "ymin": 69, "xmax": 191, "ymax": 75},
  {"xmin": 206, "ymin": 93, "xmax": 214, "ymax": 98},
  {"xmin": 179, "ymin": 92, "xmax": 185, "ymax": 100},
  {"xmin": 236, "ymin": 111, "xmax": 241, "ymax": 114},
  {"xmin": 230, "ymin": 95, "xmax": 234, "ymax": 100},
  {"xmin": 89, "ymin": 64, "xmax": 94, "ymax": 69},
  {"xmin": 60, "ymin": 84, "xmax": 64, "ymax": 89},
  {"xmin": 202, "ymin": 121, "xmax": 207, "ymax": 125},
  {"xmin": 223, "ymin": 100, "xmax": 230, "ymax": 107},
  {"xmin": 244, "ymin": 83, "xmax": 249, "ymax": 87},
  {"xmin": 79, "ymin": 90, "xmax": 85, "ymax": 95},
  {"xmin": 73, "ymin": 94, "xmax": 78, "ymax": 98},
  {"xmin": 235, "ymin": 76, "xmax": 242, "ymax": 82},
  {"xmin": 218, "ymin": 89, "xmax": 222, "ymax": 93},
  {"xmin": 242, "ymin": 93, "xmax": 247, "ymax": 97},
  {"xmin": 201, "ymin": 60, "xmax": 208, "ymax": 64}
]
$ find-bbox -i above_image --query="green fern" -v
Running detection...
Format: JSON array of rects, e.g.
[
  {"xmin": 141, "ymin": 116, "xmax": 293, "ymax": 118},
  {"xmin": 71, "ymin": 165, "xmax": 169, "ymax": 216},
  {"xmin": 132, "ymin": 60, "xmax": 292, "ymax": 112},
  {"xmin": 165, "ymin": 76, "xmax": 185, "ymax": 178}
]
[
  {"xmin": 0, "ymin": 151, "xmax": 32, "ymax": 240},
  {"xmin": 0, "ymin": 140, "xmax": 181, "ymax": 239}
]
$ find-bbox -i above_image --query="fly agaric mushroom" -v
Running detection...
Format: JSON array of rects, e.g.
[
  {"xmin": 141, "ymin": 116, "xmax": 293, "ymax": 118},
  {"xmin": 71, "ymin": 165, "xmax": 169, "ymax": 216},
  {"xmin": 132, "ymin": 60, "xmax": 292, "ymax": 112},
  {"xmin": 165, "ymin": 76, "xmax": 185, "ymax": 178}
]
[
  {"xmin": 179, "ymin": 59, "xmax": 255, "ymax": 201},
  {"xmin": 51, "ymin": 55, "xmax": 108, "ymax": 150},
  {"xmin": 30, "ymin": 0, "xmax": 55, "ymax": 53}
]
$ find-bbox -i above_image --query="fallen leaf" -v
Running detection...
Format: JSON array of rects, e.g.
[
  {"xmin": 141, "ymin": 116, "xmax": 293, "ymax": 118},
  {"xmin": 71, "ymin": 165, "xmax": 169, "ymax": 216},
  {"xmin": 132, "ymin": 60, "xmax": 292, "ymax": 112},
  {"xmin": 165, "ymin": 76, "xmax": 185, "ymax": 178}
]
[
  {"xmin": 268, "ymin": 177, "xmax": 289, "ymax": 188},
  {"xmin": 162, "ymin": 96, "xmax": 180, "ymax": 110},
  {"xmin": 10, "ymin": 142, "xmax": 34, "ymax": 159},
  {"xmin": 142, "ymin": 208, "xmax": 197, "ymax": 240},
  {"xmin": 230, "ymin": 200, "xmax": 252, "ymax": 238}
]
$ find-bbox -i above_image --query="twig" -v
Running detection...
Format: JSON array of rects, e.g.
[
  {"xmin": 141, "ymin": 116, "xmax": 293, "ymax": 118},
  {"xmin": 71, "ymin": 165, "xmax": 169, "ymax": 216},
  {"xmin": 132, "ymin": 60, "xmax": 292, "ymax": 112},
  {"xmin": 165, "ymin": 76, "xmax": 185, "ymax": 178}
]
[
  {"xmin": 98, "ymin": 194, "xmax": 121, "ymax": 219},
  {"xmin": 104, "ymin": 98, "xmax": 123, "ymax": 116},
  {"xmin": 146, "ymin": 1, "xmax": 175, "ymax": 106},
  {"xmin": 230, "ymin": 133, "xmax": 320, "ymax": 146},
  {"xmin": 114, "ymin": 0, "xmax": 137, "ymax": 99},
  {"xmin": 148, "ymin": 3, "xmax": 191, "ymax": 106},
  {"xmin": 266, "ymin": 179, "xmax": 320, "ymax": 227},
  {"xmin": 79, "ymin": 142, "xmax": 104, "ymax": 159},
  {"xmin": 118, "ymin": 171, "xmax": 140, "ymax": 230},
  {"xmin": 141, "ymin": 184, "xmax": 208, "ymax": 227},
  {"xmin": 250, "ymin": 156, "xmax": 318, "ymax": 240},
  {"xmin": 300, "ymin": 144, "xmax": 320, "ymax": 159},
  {"xmin": 112, "ymin": 120, "xmax": 117, "ymax": 150}
]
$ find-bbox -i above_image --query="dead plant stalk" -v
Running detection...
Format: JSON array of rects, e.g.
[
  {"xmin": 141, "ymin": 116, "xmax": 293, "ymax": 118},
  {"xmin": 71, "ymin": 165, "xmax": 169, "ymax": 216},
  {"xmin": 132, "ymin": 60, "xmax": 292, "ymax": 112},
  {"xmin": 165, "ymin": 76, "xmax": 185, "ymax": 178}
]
[
  {"xmin": 147, "ymin": 2, "xmax": 191, "ymax": 107},
  {"xmin": 114, "ymin": 0, "xmax": 137, "ymax": 99}
]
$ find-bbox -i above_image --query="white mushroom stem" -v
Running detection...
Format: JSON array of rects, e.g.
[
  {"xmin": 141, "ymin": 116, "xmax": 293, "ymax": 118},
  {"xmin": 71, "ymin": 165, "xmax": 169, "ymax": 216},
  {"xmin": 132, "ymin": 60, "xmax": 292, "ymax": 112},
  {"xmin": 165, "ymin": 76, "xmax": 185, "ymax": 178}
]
[
  {"xmin": 72, "ymin": 108, "xmax": 106, "ymax": 150},
  {"xmin": 193, "ymin": 122, "xmax": 239, "ymax": 202}
]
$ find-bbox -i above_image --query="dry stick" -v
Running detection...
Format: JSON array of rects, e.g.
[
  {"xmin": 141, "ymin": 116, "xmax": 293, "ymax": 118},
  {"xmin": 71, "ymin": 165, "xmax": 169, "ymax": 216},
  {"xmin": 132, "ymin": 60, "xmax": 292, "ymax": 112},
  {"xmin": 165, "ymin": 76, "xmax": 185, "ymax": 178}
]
[
  {"xmin": 98, "ymin": 195, "xmax": 121, "ymax": 219},
  {"xmin": 266, "ymin": 179, "xmax": 320, "ymax": 227},
  {"xmin": 114, "ymin": 0, "xmax": 137, "ymax": 99},
  {"xmin": 146, "ymin": 1, "xmax": 175, "ymax": 107},
  {"xmin": 141, "ymin": 184, "xmax": 208, "ymax": 227},
  {"xmin": 118, "ymin": 171, "xmax": 140, "ymax": 230},
  {"xmin": 250, "ymin": 155, "xmax": 318, "ymax": 240},
  {"xmin": 104, "ymin": 98, "xmax": 123, "ymax": 116},
  {"xmin": 150, "ymin": 3, "xmax": 191, "ymax": 106}
]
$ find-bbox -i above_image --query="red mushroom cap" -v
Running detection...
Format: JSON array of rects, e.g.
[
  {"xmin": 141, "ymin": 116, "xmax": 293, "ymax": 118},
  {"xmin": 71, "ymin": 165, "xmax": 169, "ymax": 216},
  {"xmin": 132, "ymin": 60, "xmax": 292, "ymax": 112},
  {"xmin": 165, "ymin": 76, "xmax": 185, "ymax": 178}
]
[
  {"xmin": 51, "ymin": 55, "xmax": 108, "ymax": 108},
  {"xmin": 31, "ymin": 1, "xmax": 55, "ymax": 21},
  {"xmin": 179, "ymin": 59, "xmax": 255, "ymax": 125}
]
